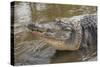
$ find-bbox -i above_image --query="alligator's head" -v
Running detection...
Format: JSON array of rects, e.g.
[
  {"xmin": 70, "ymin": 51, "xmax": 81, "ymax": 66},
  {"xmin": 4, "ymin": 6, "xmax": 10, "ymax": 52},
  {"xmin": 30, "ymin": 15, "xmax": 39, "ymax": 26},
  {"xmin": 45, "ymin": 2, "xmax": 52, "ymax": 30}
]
[{"xmin": 27, "ymin": 19, "xmax": 82, "ymax": 50}]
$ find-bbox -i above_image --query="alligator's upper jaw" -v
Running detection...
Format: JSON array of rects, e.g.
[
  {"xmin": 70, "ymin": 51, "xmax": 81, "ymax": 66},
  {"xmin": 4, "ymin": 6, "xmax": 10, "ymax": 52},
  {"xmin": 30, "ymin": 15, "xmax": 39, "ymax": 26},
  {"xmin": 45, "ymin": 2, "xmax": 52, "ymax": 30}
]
[
  {"xmin": 27, "ymin": 23, "xmax": 45, "ymax": 33},
  {"xmin": 27, "ymin": 23, "xmax": 45, "ymax": 37}
]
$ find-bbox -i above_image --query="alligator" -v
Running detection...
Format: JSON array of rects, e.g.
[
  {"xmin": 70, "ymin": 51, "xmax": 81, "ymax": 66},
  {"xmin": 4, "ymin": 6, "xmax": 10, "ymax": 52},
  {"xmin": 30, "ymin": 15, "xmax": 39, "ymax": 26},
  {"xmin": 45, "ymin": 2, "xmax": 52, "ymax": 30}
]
[{"xmin": 27, "ymin": 14, "xmax": 97, "ymax": 60}]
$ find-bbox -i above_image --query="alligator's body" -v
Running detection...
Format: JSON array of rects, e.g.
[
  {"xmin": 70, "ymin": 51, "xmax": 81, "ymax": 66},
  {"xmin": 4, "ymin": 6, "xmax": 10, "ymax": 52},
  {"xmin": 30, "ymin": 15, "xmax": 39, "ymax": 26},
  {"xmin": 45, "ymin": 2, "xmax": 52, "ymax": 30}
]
[{"xmin": 27, "ymin": 14, "xmax": 97, "ymax": 52}]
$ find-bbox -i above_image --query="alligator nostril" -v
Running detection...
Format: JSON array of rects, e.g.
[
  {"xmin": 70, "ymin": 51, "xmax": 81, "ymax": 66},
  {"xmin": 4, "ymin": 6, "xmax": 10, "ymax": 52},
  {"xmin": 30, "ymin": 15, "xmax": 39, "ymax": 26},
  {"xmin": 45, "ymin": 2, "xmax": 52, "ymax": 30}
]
[
  {"xmin": 27, "ymin": 23, "xmax": 39, "ymax": 31},
  {"xmin": 27, "ymin": 24, "xmax": 34, "ymax": 31}
]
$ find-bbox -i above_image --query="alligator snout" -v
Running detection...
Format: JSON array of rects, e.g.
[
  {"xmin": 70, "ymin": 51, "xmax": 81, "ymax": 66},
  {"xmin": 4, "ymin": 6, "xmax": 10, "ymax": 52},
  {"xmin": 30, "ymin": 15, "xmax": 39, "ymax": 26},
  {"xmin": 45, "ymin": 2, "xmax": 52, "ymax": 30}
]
[{"xmin": 27, "ymin": 23, "xmax": 45, "ymax": 33}]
